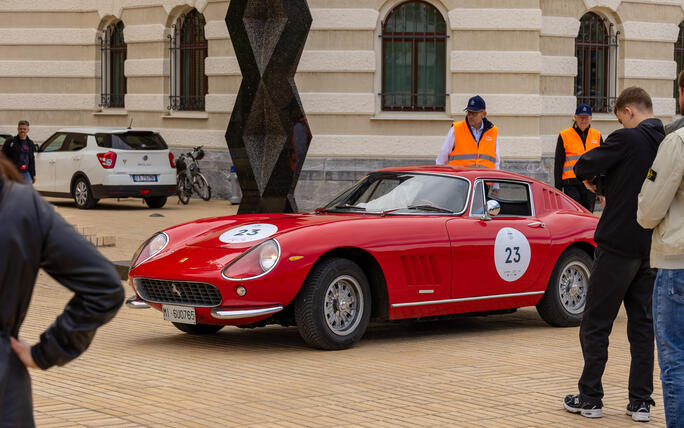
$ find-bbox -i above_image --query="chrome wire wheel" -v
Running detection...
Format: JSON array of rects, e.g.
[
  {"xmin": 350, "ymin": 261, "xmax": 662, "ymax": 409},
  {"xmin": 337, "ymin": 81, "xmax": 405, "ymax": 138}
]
[
  {"xmin": 558, "ymin": 261, "xmax": 590, "ymax": 314},
  {"xmin": 323, "ymin": 275, "xmax": 363, "ymax": 336},
  {"xmin": 74, "ymin": 181, "xmax": 88, "ymax": 206}
]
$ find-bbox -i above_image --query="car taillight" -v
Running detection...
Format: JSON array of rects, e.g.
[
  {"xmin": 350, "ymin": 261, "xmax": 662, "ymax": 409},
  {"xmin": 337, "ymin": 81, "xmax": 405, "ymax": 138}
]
[
  {"xmin": 97, "ymin": 152, "xmax": 117, "ymax": 169},
  {"xmin": 168, "ymin": 152, "xmax": 176, "ymax": 168}
]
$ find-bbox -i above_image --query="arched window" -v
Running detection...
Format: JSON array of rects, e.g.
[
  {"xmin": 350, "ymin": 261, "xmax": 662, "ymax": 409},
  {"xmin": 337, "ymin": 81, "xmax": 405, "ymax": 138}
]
[
  {"xmin": 674, "ymin": 21, "xmax": 684, "ymax": 113},
  {"xmin": 169, "ymin": 9, "xmax": 208, "ymax": 111},
  {"xmin": 575, "ymin": 12, "xmax": 618, "ymax": 113},
  {"xmin": 100, "ymin": 21, "xmax": 127, "ymax": 108},
  {"xmin": 381, "ymin": 1, "xmax": 447, "ymax": 111}
]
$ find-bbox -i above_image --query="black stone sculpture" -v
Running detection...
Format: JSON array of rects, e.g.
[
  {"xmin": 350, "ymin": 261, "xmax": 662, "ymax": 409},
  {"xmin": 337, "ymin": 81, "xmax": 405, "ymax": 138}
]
[{"xmin": 225, "ymin": 0, "xmax": 312, "ymax": 214}]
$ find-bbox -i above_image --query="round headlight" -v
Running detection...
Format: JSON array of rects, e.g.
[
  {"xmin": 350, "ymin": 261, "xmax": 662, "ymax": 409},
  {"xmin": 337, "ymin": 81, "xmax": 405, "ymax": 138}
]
[
  {"xmin": 130, "ymin": 232, "xmax": 168, "ymax": 269},
  {"xmin": 222, "ymin": 239, "xmax": 281, "ymax": 280},
  {"xmin": 259, "ymin": 241, "xmax": 279, "ymax": 271}
]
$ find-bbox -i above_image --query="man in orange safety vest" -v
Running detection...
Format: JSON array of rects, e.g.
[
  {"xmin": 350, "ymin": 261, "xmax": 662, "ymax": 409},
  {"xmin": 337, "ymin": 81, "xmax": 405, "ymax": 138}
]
[
  {"xmin": 554, "ymin": 104, "xmax": 603, "ymax": 212},
  {"xmin": 436, "ymin": 95, "xmax": 499, "ymax": 170}
]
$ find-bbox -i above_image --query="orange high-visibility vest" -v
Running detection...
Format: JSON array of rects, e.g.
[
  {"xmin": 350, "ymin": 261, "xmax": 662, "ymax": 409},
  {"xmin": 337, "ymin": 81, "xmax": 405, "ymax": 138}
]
[
  {"xmin": 560, "ymin": 127, "xmax": 601, "ymax": 180},
  {"xmin": 448, "ymin": 120, "xmax": 498, "ymax": 169}
]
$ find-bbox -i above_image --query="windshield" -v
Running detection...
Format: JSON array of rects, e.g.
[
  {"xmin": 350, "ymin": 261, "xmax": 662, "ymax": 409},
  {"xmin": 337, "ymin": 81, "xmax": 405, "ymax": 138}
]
[
  {"xmin": 96, "ymin": 132, "xmax": 168, "ymax": 150},
  {"xmin": 322, "ymin": 172, "xmax": 470, "ymax": 214}
]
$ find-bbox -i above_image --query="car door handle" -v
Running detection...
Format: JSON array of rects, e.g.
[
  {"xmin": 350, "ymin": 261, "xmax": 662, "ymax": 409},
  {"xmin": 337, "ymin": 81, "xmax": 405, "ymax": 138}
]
[
  {"xmin": 73, "ymin": 157, "xmax": 80, "ymax": 161},
  {"xmin": 48, "ymin": 160, "xmax": 56, "ymax": 164},
  {"xmin": 527, "ymin": 221, "xmax": 545, "ymax": 228}
]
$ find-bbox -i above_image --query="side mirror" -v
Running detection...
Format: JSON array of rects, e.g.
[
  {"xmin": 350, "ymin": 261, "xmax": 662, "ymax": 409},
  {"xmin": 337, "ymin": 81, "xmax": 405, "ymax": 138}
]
[
  {"xmin": 34, "ymin": 143, "xmax": 40, "ymax": 152},
  {"xmin": 486, "ymin": 199, "xmax": 501, "ymax": 217}
]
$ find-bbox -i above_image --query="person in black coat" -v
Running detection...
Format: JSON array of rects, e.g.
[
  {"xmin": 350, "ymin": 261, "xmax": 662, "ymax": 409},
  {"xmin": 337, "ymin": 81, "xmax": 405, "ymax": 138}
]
[
  {"xmin": 1, "ymin": 120, "xmax": 36, "ymax": 184},
  {"xmin": 563, "ymin": 87, "xmax": 663, "ymax": 422},
  {"xmin": 0, "ymin": 153, "xmax": 124, "ymax": 426}
]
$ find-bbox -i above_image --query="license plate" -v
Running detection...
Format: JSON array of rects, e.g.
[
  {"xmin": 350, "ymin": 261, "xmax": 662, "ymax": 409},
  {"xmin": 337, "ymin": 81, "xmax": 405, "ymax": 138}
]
[
  {"xmin": 132, "ymin": 175, "xmax": 158, "ymax": 182},
  {"xmin": 162, "ymin": 304, "xmax": 196, "ymax": 324}
]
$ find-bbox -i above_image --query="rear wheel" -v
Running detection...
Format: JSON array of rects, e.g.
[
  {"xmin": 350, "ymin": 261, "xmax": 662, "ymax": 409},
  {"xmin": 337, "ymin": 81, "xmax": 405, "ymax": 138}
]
[
  {"xmin": 537, "ymin": 248, "xmax": 593, "ymax": 327},
  {"xmin": 177, "ymin": 175, "xmax": 190, "ymax": 204},
  {"xmin": 193, "ymin": 173, "xmax": 211, "ymax": 201},
  {"xmin": 294, "ymin": 258, "xmax": 371, "ymax": 350},
  {"xmin": 144, "ymin": 196, "xmax": 167, "ymax": 209},
  {"xmin": 73, "ymin": 177, "xmax": 97, "ymax": 209},
  {"xmin": 172, "ymin": 322, "xmax": 223, "ymax": 334}
]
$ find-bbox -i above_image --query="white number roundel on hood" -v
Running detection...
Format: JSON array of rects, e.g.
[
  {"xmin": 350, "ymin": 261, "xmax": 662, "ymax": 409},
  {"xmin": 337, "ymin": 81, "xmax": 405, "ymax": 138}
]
[{"xmin": 219, "ymin": 224, "xmax": 278, "ymax": 243}]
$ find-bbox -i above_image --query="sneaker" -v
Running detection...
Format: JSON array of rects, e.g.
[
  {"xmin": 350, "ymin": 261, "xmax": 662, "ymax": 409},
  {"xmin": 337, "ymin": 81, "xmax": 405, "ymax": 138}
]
[
  {"xmin": 564, "ymin": 394, "xmax": 603, "ymax": 418},
  {"xmin": 626, "ymin": 401, "xmax": 651, "ymax": 422}
]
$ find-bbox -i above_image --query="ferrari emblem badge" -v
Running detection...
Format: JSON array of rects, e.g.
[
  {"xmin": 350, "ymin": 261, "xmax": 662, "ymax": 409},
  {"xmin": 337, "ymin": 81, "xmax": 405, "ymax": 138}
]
[{"xmin": 171, "ymin": 283, "xmax": 182, "ymax": 297}]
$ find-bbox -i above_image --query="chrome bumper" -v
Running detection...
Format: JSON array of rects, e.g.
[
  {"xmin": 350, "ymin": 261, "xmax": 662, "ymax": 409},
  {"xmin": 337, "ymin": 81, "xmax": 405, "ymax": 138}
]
[
  {"xmin": 125, "ymin": 296, "xmax": 150, "ymax": 309},
  {"xmin": 210, "ymin": 306, "xmax": 283, "ymax": 320}
]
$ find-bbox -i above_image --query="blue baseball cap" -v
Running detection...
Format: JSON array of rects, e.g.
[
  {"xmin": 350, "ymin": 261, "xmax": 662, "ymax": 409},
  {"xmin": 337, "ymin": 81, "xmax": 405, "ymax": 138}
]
[
  {"xmin": 575, "ymin": 104, "xmax": 592, "ymax": 116},
  {"xmin": 464, "ymin": 95, "xmax": 486, "ymax": 112}
]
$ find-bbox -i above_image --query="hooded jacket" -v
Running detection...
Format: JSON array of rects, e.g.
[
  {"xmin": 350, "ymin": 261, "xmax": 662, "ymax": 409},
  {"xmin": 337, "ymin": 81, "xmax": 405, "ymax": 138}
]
[
  {"xmin": 574, "ymin": 118, "xmax": 664, "ymax": 258},
  {"xmin": 637, "ymin": 127, "xmax": 684, "ymax": 268},
  {"xmin": 0, "ymin": 177, "xmax": 124, "ymax": 426}
]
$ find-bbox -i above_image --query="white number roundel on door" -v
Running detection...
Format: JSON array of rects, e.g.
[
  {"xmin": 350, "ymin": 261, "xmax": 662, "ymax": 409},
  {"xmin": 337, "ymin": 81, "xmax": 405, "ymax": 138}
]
[
  {"xmin": 219, "ymin": 224, "xmax": 278, "ymax": 243},
  {"xmin": 494, "ymin": 227, "xmax": 531, "ymax": 282}
]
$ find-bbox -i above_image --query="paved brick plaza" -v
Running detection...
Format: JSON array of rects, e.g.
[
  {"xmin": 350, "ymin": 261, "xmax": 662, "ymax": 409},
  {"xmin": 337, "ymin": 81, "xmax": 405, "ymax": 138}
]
[{"xmin": 22, "ymin": 198, "xmax": 664, "ymax": 427}]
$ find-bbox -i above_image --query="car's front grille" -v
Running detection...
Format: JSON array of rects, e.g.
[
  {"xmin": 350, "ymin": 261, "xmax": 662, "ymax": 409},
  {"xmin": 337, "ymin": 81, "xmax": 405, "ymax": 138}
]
[{"xmin": 134, "ymin": 278, "xmax": 222, "ymax": 307}]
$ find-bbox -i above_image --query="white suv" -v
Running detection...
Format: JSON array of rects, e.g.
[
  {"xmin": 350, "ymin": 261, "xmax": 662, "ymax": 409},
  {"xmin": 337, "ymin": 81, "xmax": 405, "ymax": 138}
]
[{"xmin": 35, "ymin": 128, "xmax": 177, "ymax": 209}]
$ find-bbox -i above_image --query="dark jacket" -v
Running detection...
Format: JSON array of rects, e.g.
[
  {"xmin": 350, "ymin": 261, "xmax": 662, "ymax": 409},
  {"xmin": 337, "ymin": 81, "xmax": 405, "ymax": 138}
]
[
  {"xmin": 0, "ymin": 178, "xmax": 124, "ymax": 426},
  {"xmin": 554, "ymin": 123, "xmax": 604, "ymax": 189},
  {"xmin": 1, "ymin": 136, "xmax": 36, "ymax": 178},
  {"xmin": 574, "ymin": 118, "xmax": 664, "ymax": 258}
]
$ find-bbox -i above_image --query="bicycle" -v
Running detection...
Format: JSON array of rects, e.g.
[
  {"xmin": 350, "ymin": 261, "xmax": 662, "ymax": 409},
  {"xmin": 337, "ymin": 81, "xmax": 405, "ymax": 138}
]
[{"xmin": 175, "ymin": 146, "xmax": 211, "ymax": 204}]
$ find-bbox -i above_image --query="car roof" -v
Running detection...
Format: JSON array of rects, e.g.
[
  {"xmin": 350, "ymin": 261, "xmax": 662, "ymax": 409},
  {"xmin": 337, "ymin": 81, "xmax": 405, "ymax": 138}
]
[
  {"xmin": 377, "ymin": 165, "xmax": 538, "ymax": 182},
  {"xmin": 53, "ymin": 127, "xmax": 160, "ymax": 134}
]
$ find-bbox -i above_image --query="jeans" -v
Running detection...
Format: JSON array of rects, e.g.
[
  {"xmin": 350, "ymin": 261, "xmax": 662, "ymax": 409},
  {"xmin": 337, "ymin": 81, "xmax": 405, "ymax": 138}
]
[
  {"xmin": 653, "ymin": 269, "xmax": 684, "ymax": 428},
  {"xmin": 21, "ymin": 172, "xmax": 31, "ymax": 185},
  {"xmin": 578, "ymin": 247, "xmax": 656, "ymax": 406}
]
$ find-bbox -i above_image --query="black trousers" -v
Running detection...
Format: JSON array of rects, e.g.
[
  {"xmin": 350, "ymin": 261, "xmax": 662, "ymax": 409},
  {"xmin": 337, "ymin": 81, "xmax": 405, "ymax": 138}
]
[
  {"xmin": 578, "ymin": 247, "xmax": 656, "ymax": 405},
  {"xmin": 563, "ymin": 182, "xmax": 596, "ymax": 212}
]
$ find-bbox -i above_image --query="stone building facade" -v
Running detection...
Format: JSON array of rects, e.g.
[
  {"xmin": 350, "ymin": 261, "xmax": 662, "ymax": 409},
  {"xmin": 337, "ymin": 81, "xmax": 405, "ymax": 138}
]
[{"xmin": 0, "ymin": 0, "xmax": 682, "ymax": 210}]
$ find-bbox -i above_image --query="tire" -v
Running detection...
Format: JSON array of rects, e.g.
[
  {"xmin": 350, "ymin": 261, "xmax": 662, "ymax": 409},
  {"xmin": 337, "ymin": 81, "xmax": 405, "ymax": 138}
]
[
  {"xmin": 537, "ymin": 248, "xmax": 593, "ymax": 327},
  {"xmin": 193, "ymin": 173, "xmax": 211, "ymax": 201},
  {"xmin": 72, "ymin": 177, "xmax": 97, "ymax": 209},
  {"xmin": 172, "ymin": 322, "xmax": 223, "ymax": 334},
  {"xmin": 144, "ymin": 196, "xmax": 167, "ymax": 209},
  {"xmin": 294, "ymin": 258, "xmax": 371, "ymax": 350},
  {"xmin": 177, "ymin": 175, "xmax": 190, "ymax": 205}
]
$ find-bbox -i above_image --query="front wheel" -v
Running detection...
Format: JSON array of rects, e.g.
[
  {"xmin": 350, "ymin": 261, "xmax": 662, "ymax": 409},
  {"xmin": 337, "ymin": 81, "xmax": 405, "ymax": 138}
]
[
  {"xmin": 172, "ymin": 322, "xmax": 223, "ymax": 334},
  {"xmin": 177, "ymin": 175, "xmax": 190, "ymax": 204},
  {"xmin": 193, "ymin": 173, "xmax": 211, "ymax": 201},
  {"xmin": 294, "ymin": 258, "xmax": 371, "ymax": 350},
  {"xmin": 536, "ymin": 248, "xmax": 593, "ymax": 327}
]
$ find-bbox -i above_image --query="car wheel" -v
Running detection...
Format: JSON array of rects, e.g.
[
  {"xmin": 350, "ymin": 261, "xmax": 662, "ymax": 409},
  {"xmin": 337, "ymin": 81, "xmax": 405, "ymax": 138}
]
[
  {"xmin": 171, "ymin": 322, "xmax": 223, "ymax": 334},
  {"xmin": 73, "ymin": 177, "xmax": 97, "ymax": 209},
  {"xmin": 144, "ymin": 196, "xmax": 167, "ymax": 209},
  {"xmin": 536, "ymin": 248, "xmax": 593, "ymax": 327},
  {"xmin": 294, "ymin": 258, "xmax": 371, "ymax": 350}
]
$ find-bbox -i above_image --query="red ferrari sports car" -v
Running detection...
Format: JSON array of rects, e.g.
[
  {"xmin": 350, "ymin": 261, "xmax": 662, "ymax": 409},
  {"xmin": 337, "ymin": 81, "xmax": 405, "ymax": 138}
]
[{"xmin": 127, "ymin": 166, "xmax": 598, "ymax": 349}]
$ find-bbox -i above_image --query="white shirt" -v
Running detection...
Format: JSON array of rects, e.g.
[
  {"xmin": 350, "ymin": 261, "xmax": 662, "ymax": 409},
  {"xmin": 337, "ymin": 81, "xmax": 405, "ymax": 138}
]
[{"xmin": 436, "ymin": 121, "xmax": 500, "ymax": 169}]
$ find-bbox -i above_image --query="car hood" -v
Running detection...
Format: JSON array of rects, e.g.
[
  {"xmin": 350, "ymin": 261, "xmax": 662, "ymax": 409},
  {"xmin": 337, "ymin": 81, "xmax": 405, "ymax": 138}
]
[{"xmin": 172, "ymin": 213, "xmax": 367, "ymax": 250}]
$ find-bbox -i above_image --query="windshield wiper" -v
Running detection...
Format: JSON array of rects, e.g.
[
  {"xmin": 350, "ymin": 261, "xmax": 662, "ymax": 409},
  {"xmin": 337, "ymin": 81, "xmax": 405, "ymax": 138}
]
[
  {"xmin": 332, "ymin": 204, "xmax": 366, "ymax": 211},
  {"xmin": 406, "ymin": 204, "xmax": 453, "ymax": 213}
]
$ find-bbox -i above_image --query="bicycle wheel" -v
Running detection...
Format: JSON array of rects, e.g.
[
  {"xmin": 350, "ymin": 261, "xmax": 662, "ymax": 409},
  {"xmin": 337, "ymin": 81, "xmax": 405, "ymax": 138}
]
[
  {"xmin": 177, "ymin": 175, "xmax": 191, "ymax": 204},
  {"xmin": 193, "ymin": 173, "xmax": 212, "ymax": 201}
]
